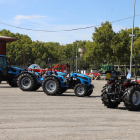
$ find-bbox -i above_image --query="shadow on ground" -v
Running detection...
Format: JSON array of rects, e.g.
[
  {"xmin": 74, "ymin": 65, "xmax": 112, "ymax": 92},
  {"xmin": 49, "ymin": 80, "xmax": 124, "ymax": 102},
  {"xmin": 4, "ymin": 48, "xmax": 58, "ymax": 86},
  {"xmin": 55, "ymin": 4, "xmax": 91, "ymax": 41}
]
[
  {"xmin": 0, "ymin": 86, "xmax": 18, "ymax": 88},
  {"xmin": 114, "ymin": 107, "xmax": 140, "ymax": 112}
]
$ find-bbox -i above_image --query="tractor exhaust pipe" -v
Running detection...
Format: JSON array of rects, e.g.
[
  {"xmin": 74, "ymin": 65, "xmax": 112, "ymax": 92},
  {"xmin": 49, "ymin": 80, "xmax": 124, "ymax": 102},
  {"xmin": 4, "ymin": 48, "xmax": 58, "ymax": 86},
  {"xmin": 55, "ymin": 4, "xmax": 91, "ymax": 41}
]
[{"xmin": 47, "ymin": 58, "xmax": 53, "ymax": 74}]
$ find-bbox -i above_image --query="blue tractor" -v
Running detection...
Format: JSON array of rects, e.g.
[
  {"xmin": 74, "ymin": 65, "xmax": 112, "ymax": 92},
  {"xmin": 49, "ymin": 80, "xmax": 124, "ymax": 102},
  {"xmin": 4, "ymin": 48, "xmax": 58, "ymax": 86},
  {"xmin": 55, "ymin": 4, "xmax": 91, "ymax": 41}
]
[
  {"xmin": 0, "ymin": 55, "xmax": 23, "ymax": 87},
  {"xmin": 42, "ymin": 58, "xmax": 94, "ymax": 97}
]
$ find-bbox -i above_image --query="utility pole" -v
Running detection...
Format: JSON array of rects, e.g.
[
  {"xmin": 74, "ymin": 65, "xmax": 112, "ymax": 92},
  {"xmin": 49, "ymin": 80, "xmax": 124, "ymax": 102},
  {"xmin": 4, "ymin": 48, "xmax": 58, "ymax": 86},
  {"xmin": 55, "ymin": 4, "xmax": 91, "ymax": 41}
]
[
  {"xmin": 130, "ymin": 0, "xmax": 136, "ymax": 77},
  {"xmin": 24, "ymin": 48, "xmax": 25, "ymax": 69},
  {"xmin": 76, "ymin": 40, "xmax": 79, "ymax": 72}
]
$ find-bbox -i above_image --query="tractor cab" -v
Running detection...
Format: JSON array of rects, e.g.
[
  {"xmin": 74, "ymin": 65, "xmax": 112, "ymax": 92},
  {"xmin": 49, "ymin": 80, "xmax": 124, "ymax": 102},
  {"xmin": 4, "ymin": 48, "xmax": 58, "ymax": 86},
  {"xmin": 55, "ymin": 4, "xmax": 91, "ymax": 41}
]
[
  {"xmin": 0, "ymin": 55, "xmax": 23, "ymax": 86},
  {"xmin": 100, "ymin": 65, "xmax": 120, "ymax": 80}
]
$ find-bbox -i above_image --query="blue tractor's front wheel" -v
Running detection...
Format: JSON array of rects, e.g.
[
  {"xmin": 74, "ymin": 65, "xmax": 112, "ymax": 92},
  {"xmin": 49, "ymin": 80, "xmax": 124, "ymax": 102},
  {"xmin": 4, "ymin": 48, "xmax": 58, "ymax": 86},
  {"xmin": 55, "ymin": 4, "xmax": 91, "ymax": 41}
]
[{"xmin": 74, "ymin": 84, "xmax": 87, "ymax": 97}]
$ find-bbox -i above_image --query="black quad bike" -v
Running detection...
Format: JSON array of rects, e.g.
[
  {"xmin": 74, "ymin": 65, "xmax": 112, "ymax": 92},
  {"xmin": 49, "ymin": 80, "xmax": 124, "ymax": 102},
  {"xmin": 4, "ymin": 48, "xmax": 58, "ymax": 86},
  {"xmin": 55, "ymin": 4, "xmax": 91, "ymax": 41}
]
[{"xmin": 101, "ymin": 55, "xmax": 140, "ymax": 111}]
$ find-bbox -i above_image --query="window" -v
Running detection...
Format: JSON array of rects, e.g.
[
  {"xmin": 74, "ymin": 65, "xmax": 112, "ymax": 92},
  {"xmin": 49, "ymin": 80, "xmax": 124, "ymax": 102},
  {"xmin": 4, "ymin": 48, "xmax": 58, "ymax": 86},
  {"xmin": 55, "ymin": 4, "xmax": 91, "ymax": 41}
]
[
  {"xmin": 107, "ymin": 66, "xmax": 114, "ymax": 71},
  {"xmin": 0, "ymin": 57, "xmax": 7, "ymax": 67}
]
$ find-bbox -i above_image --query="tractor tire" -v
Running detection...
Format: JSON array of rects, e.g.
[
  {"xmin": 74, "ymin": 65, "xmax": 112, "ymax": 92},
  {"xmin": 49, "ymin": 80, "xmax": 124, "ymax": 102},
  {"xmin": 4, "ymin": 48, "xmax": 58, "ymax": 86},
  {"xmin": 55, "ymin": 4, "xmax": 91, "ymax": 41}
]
[
  {"xmin": 74, "ymin": 83, "xmax": 87, "ymax": 97},
  {"xmin": 17, "ymin": 73, "xmax": 36, "ymax": 91},
  {"xmin": 0, "ymin": 72, "xmax": 2, "ymax": 84},
  {"xmin": 123, "ymin": 86, "xmax": 140, "ymax": 111},
  {"xmin": 101, "ymin": 90, "xmax": 120, "ymax": 108},
  {"xmin": 86, "ymin": 90, "xmax": 93, "ymax": 96},
  {"xmin": 106, "ymin": 73, "xmax": 111, "ymax": 80},
  {"xmin": 8, "ymin": 80, "xmax": 18, "ymax": 87},
  {"xmin": 61, "ymin": 87, "xmax": 67, "ymax": 94},
  {"xmin": 42, "ymin": 77, "xmax": 61, "ymax": 96},
  {"xmin": 33, "ymin": 84, "xmax": 41, "ymax": 91}
]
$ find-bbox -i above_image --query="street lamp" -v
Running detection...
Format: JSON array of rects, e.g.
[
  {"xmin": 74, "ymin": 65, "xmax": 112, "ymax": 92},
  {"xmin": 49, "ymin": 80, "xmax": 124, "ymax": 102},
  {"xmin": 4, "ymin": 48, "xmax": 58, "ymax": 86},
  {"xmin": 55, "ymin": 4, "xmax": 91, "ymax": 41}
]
[
  {"xmin": 130, "ymin": 0, "xmax": 136, "ymax": 77},
  {"xmin": 73, "ymin": 40, "xmax": 79, "ymax": 72}
]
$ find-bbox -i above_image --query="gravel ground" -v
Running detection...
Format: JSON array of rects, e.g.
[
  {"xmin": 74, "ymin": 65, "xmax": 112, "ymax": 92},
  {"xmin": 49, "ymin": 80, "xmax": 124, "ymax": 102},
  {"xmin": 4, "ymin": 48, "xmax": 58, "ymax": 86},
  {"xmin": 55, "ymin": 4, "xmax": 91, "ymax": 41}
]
[{"xmin": 0, "ymin": 80, "xmax": 140, "ymax": 140}]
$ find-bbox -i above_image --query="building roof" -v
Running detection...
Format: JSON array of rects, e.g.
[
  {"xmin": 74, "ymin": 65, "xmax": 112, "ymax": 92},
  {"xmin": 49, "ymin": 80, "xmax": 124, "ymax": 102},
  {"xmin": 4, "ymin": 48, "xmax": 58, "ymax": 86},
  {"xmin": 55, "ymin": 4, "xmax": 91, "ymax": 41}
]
[{"xmin": 0, "ymin": 36, "xmax": 18, "ymax": 43}]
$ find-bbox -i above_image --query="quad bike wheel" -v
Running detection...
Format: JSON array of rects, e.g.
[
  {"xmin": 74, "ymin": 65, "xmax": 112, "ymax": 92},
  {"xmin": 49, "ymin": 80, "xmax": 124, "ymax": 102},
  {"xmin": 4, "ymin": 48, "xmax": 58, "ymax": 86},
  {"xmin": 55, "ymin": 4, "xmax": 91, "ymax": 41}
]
[
  {"xmin": 101, "ymin": 87, "xmax": 120, "ymax": 108},
  {"xmin": 124, "ymin": 86, "xmax": 140, "ymax": 111},
  {"xmin": 74, "ymin": 83, "xmax": 87, "ymax": 97},
  {"xmin": 106, "ymin": 73, "xmax": 111, "ymax": 80},
  {"xmin": 17, "ymin": 73, "xmax": 36, "ymax": 91},
  {"xmin": 42, "ymin": 77, "xmax": 61, "ymax": 96}
]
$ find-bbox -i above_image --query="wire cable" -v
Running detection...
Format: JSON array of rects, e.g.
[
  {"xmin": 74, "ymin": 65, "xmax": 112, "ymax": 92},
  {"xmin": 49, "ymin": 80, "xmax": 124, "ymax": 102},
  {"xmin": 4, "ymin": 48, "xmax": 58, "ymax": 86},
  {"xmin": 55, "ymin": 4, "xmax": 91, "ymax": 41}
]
[{"xmin": 0, "ymin": 14, "xmax": 140, "ymax": 32}]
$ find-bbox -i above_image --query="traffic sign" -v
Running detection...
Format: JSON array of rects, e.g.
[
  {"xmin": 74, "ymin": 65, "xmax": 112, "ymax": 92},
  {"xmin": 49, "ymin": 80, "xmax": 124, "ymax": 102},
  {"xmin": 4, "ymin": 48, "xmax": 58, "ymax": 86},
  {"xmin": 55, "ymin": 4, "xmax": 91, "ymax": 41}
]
[{"xmin": 129, "ymin": 34, "xmax": 137, "ymax": 37}]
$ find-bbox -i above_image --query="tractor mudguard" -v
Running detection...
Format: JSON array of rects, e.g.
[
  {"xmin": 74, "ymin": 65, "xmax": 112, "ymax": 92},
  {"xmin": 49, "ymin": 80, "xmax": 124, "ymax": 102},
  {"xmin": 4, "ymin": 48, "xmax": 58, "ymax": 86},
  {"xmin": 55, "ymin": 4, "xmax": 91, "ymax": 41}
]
[
  {"xmin": 20, "ymin": 71, "xmax": 40, "ymax": 84},
  {"xmin": 44, "ymin": 75, "xmax": 68, "ymax": 88}
]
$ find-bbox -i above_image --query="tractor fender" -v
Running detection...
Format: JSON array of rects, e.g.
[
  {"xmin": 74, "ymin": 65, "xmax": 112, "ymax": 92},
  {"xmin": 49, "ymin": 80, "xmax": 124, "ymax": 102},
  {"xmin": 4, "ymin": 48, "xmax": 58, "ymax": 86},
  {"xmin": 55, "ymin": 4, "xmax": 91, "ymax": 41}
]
[
  {"xmin": 19, "ymin": 71, "xmax": 38, "ymax": 84},
  {"xmin": 44, "ymin": 75, "xmax": 62, "ymax": 86}
]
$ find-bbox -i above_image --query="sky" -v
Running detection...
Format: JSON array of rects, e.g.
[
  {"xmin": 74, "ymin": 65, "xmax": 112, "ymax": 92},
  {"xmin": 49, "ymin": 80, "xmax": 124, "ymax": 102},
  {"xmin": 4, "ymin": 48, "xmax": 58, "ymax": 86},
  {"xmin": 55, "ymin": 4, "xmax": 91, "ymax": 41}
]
[{"xmin": 0, "ymin": 0, "xmax": 140, "ymax": 45}]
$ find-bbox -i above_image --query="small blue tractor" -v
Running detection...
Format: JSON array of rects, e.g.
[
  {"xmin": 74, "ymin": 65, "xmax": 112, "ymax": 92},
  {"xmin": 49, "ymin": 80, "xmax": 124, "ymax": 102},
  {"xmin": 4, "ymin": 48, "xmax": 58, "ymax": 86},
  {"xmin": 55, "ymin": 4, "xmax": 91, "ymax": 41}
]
[
  {"xmin": 0, "ymin": 55, "xmax": 23, "ymax": 87},
  {"xmin": 42, "ymin": 58, "xmax": 94, "ymax": 97}
]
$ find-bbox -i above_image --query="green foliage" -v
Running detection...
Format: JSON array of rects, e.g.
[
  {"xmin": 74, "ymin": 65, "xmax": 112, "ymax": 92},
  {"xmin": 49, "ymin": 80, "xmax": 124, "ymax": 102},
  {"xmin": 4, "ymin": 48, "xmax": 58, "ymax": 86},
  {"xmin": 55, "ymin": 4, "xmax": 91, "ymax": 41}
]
[
  {"xmin": 92, "ymin": 21, "xmax": 115, "ymax": 63},
  {"xmin": 111, "ymin": 29, "xmax": 131, "ymax": 65},
  {"xmin": 40, "ymin": 61, "xmax": 48, "ymax": 69},
  {"xmin": 1, "ymin": 23, "xmax": 140, "ymax": 69}
]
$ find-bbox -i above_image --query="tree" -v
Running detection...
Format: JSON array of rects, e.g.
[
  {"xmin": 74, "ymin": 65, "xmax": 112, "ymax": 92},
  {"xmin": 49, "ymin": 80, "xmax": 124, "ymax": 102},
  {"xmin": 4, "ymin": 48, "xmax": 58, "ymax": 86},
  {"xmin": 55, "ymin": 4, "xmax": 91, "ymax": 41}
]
[
  {"xmin": 111, "ymin": 29, "xmax": 131, "ymax": 66},
  {"xmin": 92, "ymin": 21, "xmax": 115, "ymax": 64}
]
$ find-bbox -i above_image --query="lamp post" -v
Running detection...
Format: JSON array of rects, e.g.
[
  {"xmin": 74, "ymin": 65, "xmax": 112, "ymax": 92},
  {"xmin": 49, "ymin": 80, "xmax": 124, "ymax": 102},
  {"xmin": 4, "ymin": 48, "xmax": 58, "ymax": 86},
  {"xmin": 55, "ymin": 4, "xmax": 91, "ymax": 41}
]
[
  {"xmin": 27, "ymin": 59, "xmax": 31, "ymax": 67},
  {"xmin": 72, "ymin": 40, "xmax": 79, "ymax": 72},
  {"xmin": 72, "ymin": 41, "xmax": 79, "ymax": 72},
  {"xmin": 130, "ymin": 0, "xmax": 136, "ymax": 77}
]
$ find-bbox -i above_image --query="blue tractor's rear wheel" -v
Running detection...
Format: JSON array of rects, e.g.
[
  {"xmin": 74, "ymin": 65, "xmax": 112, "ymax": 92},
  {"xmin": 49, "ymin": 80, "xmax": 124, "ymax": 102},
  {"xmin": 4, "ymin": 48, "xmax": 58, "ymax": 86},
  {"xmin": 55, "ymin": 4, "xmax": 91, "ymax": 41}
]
[{"xmin": 17, "ymin": 73, "xmax": 36, "ymax": 91}]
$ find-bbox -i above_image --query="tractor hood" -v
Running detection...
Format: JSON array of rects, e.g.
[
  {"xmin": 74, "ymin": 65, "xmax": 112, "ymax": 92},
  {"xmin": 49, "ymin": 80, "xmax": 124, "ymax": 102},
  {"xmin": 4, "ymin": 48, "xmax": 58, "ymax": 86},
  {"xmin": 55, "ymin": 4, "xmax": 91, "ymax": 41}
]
[{"xmin": 12, "ymin": 67, "xmax": 23, "ymax": 71}]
